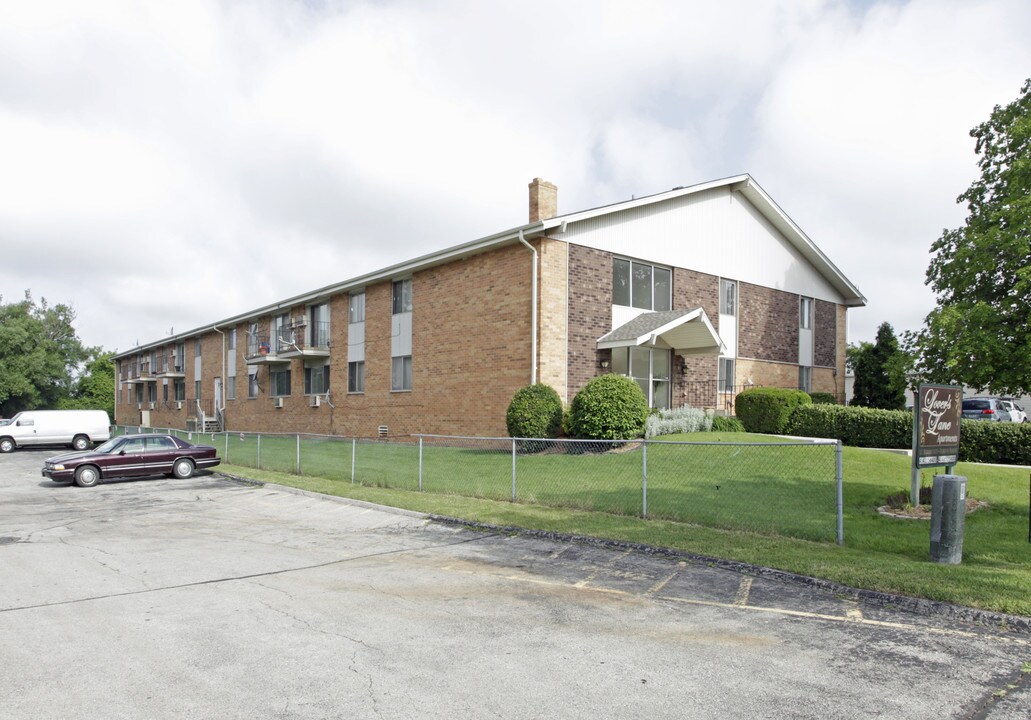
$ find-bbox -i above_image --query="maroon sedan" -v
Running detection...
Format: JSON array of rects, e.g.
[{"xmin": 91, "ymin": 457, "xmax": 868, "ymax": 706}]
[{"xmin": 42, "ymin": 433, "xmax": 221, "ymax": 487}]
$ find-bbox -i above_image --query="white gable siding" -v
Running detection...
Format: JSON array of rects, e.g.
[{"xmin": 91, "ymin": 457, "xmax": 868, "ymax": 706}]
[{"xmin": 560, "ymin": 187, "xmax": 845, "ymax": 305}]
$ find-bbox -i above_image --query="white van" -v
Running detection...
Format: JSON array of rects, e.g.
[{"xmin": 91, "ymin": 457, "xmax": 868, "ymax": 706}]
[{"xmin": 0, "ymin": 410, "xmax": 111, "ymax": 453}]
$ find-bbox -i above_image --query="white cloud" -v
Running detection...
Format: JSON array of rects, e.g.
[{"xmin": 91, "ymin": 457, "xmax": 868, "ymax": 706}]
[{"xmin": 0, "ymin": 0, "xmax": 1028, "ymax": 355}]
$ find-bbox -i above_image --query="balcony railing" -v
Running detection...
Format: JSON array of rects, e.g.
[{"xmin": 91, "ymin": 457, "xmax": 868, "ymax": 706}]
[{"xmin": 155, "ymin": 354, "xmax": 186, "ymax": 377}]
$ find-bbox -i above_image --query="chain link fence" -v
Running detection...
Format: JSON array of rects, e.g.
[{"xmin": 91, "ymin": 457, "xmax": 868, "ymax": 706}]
[{"xmin": 115, "ymin": 426, "xmax": 843, "ymax": 544}]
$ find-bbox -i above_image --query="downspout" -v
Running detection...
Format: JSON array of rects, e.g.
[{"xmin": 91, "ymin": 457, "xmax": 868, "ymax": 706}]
[
  {"xmin": 211, "ymin": 326, "xmax": 226, "ymax": 424},
  {"xmin": 518, "ymin": 229, "xmax": 538, "ymax": 385}
]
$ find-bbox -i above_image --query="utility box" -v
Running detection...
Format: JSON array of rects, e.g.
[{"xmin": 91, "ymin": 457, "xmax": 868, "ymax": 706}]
[{"xmin": 930, "ymin": 474, "xmax": 967, "ymax": 564}]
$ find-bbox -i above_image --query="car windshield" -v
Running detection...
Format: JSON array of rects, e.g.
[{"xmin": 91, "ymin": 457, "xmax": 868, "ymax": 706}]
[
  {"xmin": 92, "ymin": 438, "xmax": 125, "ymax": 453},
  {"xmin": 962, "ymin": 400, "xmax": 991, "ymax": 410}
]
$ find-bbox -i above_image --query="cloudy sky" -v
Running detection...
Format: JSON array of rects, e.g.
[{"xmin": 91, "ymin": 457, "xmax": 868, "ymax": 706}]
[{"xmin": 1, "ymin": 0, "xmax": 1028, "ymax": 355}]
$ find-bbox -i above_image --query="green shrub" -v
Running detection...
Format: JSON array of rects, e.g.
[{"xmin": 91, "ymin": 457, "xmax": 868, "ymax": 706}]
[
  {"xmin": 567, "ymin": 374, "xmax": 649, "ymax": 440},
  {"xmin": 710, "ymin": 415, "xmax": 745, "ymax": 432},
  {"xmin": 809, "ymin": 392, "xmax": 838, "ymax": 405},
  {"xmin": 959, "ymin": 420, "xmax": 1031, "ymax": 465},
  {"xmin": 734, "ymin": 388, "xmax": 812, "ymax": 434},
  {"xmin": 786, "ymin": 404, "xmax": 910, "ymax": 447},
  {"xmin": 506, "ymin": 384, "xmax": 564, "ymax": 443}
]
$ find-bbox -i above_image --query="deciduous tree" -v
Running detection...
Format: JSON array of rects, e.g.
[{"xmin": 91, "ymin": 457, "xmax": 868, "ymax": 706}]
[{"xmin": 910, "ymin": 78, "xmax": 1031, "ymax": 395}]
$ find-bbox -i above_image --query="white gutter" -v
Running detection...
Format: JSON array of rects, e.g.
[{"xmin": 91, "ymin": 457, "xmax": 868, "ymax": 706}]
[
  {"xmin": 518, "ymin": 229, "xmax": 538, "ymax": 385},
  {"xmin": 211, "ymin": 326, "xmax": 225, "ymax": 414}
]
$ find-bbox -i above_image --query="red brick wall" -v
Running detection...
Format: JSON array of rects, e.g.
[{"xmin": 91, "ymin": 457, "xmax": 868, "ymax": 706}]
[
  {"xmin": 738, "ymin": 282, "xmax": 799, "ymax": 364},
  {"xmin": 566, "ymin": 244, "xmax": 613, "ymax": 401}
]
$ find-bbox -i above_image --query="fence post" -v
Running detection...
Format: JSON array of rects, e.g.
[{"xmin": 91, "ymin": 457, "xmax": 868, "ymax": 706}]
[
  {"xmin": 257, "ymin": 433, "xmax": 262, "ymax": 470},
  {"xmin": 836, "ymin": 440, "xmax": 844, "ymax": 546},
  {"xmin": 296, "ymin": 433, "xmax": 301, "ymax": 474},
  {"xmin": 224, "ymin": 432, "xmax": 229, "ymax": 464},
  {"xmin": 512, "ymin": 439, "xmax": 517, "ymax": 502},
  {"xmin": 351, "ymin": 437, "xmax": 356, "ymax": 484},
  {"xmin": 642, "ymin": 441, "xmax": 648, "ymax": 518},
  {"xmin": 418, "ymin": 436, "xmax": 423, "ymax": 492}
]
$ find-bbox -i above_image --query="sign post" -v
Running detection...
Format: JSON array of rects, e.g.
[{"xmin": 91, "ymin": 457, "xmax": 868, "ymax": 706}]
[{"xmin": 912, "ymin": 384, "xmax": 962, "ymax": 505}]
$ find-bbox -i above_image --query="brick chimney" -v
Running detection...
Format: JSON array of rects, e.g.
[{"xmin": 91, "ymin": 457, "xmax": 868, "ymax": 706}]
[{"xmin": 528, "ymin": 178, "xmax": 558, "ymax": 222}]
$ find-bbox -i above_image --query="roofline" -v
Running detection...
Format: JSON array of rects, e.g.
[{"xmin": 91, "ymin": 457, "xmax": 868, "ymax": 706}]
[
  {"xmin": 114, "ymin": 174, "xmax": 866, "ymax": 360},
  {"xmin": 113, "ymin": 221, "xmax": 548, "ymax": 359},
  {"xmin": 541, "ymin": 174, "xmax": 867, "ymax": 308}
]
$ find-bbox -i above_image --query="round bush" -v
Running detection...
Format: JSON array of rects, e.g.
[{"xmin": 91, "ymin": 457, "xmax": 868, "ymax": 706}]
[
  {"xmin": 506, "ymin": 384, "xmax": 564, "ymax": 440},
  {"xmin": 567, "ymin": 375, "xmax": 649, "ymax": 440}
]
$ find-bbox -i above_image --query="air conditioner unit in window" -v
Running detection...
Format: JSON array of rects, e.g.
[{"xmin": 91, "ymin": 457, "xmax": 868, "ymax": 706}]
[
  {"xmin": 149, "ymin": 402, "xmax": 156, "ymax": 410},
  {"xmin": 273, "ymin": 397, "xmax": 284, "ymax": 408},
  {"xmin": 176, "ymin": 401, "xmax": 183, "ymax": 410},
  {"xmin": 137, "ymin": 403, "xmax": 142, "ymax": 410},
  {"xmin": 309, "ymin": 395, "xmax": 321, "ymax": 408}
]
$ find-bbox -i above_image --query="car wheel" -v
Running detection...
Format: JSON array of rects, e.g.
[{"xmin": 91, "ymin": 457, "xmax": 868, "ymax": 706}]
[
  {"xmin": 0, "ymin": 437, "xmax": 14, "ymax": 453},
  {"xmin": 172, "ymin": 458, "xmax": 195, "ymax": 479},
  {"xmin": 74, "ymin": 465, "xmax": 101, "ymax": 488},
  {"xmin": 72, "ymin": 435, "xmax": 90, "ymax": 451}
]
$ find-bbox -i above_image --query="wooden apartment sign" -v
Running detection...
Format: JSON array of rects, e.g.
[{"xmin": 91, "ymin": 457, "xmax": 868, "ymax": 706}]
[{"xmin": 913, "ymin": 384, "xmax": 962, "ymax": 468}]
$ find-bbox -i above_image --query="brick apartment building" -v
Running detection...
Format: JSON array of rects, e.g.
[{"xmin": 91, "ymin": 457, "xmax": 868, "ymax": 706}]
[{"xmin": 112, "ymin": 175, "xmax": 866, "ymax": 437}]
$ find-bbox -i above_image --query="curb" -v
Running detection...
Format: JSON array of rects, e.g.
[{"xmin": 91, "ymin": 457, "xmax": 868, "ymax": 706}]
[{"xmin": 215, "ymin": 473, "xmax": 1030, "ymax": 634}]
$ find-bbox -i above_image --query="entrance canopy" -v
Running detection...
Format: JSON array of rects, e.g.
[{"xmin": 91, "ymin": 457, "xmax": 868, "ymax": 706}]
[{"xmin": 597, "ymin": 308, "xmax": 725, "ymax": 356}]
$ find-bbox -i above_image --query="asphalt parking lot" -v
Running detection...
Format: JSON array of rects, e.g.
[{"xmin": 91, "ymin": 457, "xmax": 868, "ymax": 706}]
[{"xmin": 1, "ymin": 447, "xmax": 1029, "ymax": 719}]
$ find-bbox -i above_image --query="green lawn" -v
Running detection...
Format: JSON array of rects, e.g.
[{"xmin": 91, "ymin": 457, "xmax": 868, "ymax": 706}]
[{"xmin": 129, "ymin": 427, "xmax": 1031, "ymax": 615}]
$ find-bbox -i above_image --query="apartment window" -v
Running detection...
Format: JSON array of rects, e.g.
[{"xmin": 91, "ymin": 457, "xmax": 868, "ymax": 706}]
[
  {"xmin": 720, "ymin": 279, "xmax": 737, "ymax": 316},
  {"xmin": 248, "ymin": 371, "xmax": 258, "ymax": 399},
  {"xmin": 195, "ymin": 338, "xmax": 202, "ymax": 357},
  {"xmin": 227, "ymin": 376, "xmax": 236, "ymax": 400},
  {"xmin": 611, "ymin": 347, "xmax": 671, "ymax": 409},
  {"xmin": 163, "ymin": 384, "xmax": 168, "ymax": 402},
  {"xmin": 174, "ymin": 342, "xmax": 185, "ymax": 371},
  {"xmin": 718, "ymin": 357, "xmax": 735, "ymax": 393},
  {"xmin": 799, "ymin": 366, "xmax": 812, "ymax": 393},
  {"xmin": 612, "ymin": 258, "xmax": 671, "ymax": 311},
  {"xmin": 247, "ymin": 321, "xmax": 259, "ymax": 356},
  {"xmin": 348, "ymin": 361, "xmax": 365, "ymax": 393},
  {"xmin": 195, "ymin": 381, "xmax": 201, "ymax": 399},
  {"xmin": 148, "ymin": 384, "xmax": 156, "ymax": 403},
  {"xmin": 392, "ymin": 279, "xmax": 413, "ymax": 314},
  {"xmin": 349, "ymin": 292, "xmax": 365, "ymax": 323},
  {"xmin": 304, "ymin": 365, "xmax": 330, "ymax": 395},
  {"xmin": 800, "ymin": 297, "xmax": 813, "ymax": 330},
  {"xmin": 228, "ymin": 329, "xmax": 236, "ymax": 351},
  {"xmin": 309, "ymin": 303, "xmax": 329, "ymax": 347},
  {"xmin": 174, "ymin": 380, "xmax": 186, "ymax": 402},
  {"xmin": 391, "ymin": 355, "xmax": 412, "ymax": 391},
  {"xmin": 275, "ymin": 313, "xmax": 291, "ymax": 351},
  {"xmin": 271, "ymin": 369, "xmax": 291, "ymax": 397}
]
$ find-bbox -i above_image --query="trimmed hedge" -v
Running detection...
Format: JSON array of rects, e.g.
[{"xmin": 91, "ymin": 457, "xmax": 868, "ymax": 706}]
[
  {"xmin": 567, "ymin": 374, "xmax": 649, "ymax": 440},
  {"xmin": 785, "ymin": 404, "xmax": 1031, "ymax": 465},
  {"xmin": 735, "ymin": 388, "xmax": 812, "ymax": 434},
  {"xmin": 506, "ymin": 384, "xmax": 564, "ymax": 440},
  {"xmin": 785, "ymin": 404, "xmax": 910, "ymax": 448}
]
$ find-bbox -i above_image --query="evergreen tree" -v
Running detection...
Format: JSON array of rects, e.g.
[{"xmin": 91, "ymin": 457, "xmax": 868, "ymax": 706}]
[{"xmin": 850, "ymin": 322, "xmax": 908, "ymax": 410}]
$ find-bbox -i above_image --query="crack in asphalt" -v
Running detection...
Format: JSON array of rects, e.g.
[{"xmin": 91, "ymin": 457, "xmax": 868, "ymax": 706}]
[{"xmin": 0, "ymin": 532, "xmax": 500, "ymax": 615}]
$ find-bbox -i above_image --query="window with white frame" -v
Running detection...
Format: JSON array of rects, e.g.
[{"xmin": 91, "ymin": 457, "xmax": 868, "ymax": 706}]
[
  {"xmin": 348, "ymin": 361, "xmax": 365, "ymax": 393},
  {"xmin": 247, "ymin": 371, "xmax": 258, "ymax": 399},
  {"xmin": 195, "ymin": 380, "xmax": 201, "ymax": 400},
  {"xmin": 227, "ymin": 329, "xmax": 236, "ymax": 351},
  {"xmin": 148, "ymin": 384, "xmax": 156, "ymax": 403},
  {"xmin": 227, "ymin": 376, "xmax": 236, "ymax": 400},
  {"xmin": 612, "ymin": 258, "xmax": 671, "ymax": 311},
  {"xmin": 174, "ymin": 380, "xmax": 185, "ymax": 401},
  {"xmin": 304, "ymin": 364, "xmax": 330, "ymax": 395},
  {"xmin": 718, "ymin": 357, "xmax": 735, "ymax": 393},
  {"xmin": 309, "ymin": 303, "xmax": 329, "ymax": 347},
  {"xmin": 611, "ymin": 347, "xmax": 671, "ymax": 409},
  {"xmin": 720, "ymin": 279, "xmax": 737, "ymax": 316},
  {"xmin": 800, "ymin": 297, "xmax": 813, "ymax": 330},
  {"xmin": 270, "ymin": 368, "xmax": 291, "ymax": 397},
  {"xmin": 392, "ymin": 279, "xmax": 413, "ymax": 314},
  {"xmin": 195, "ymin": 338, "xmax": 202, "ymax": 357},
  {"xmin": 391, "ymin": 355, "xmax": 412, "ymax": 391}
]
